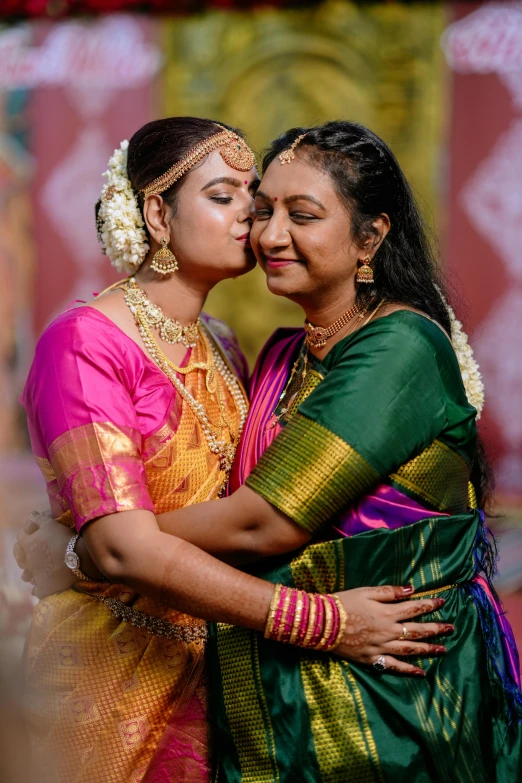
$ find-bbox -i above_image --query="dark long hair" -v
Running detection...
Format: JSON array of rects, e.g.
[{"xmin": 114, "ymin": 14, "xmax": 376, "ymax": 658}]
[{"xmin": 263, "ymin": 121, "xmax": 493, "ymax": 509}]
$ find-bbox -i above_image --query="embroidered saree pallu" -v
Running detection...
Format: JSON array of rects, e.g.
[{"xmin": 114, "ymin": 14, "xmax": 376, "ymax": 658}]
[
  {"xmin": 212, "ymin": 312, "xmax": 522, "ymax": 783},
  {"xmin": 211, "ymin": 513, "xmax": 521, "ymax": 783},
  {"xmin": 22, "ymin": 307, "xmax": 248, "ymax": 783}
]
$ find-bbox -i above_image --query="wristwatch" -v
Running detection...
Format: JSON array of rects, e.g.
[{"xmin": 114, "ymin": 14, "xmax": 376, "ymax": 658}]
[{"xmin": 64, "ymin": 533, "xmax": 93, "ymax": 581}]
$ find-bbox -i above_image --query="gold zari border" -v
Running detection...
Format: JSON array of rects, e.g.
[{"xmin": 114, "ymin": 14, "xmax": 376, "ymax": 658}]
[
  {"xmin": 49, "ymin": 421, "xmax": 141, "ymax": 482},
  {"xmin": 216, "ymin": 625, "xmax": 280, "ymax": 782},
  {"xmin": 390, "ymin": 439, "xmax": 470, "ymax": 514},
  {"xmin": 34, "ymin": 455, "xmax": 55, "ymax": 483},
  {"xmin": 246, "ymin": 413, "xmax": 378, "ymax": 535}
]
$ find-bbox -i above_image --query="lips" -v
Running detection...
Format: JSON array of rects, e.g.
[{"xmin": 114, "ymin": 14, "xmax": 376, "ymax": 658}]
[
  {"xmin": 265, "ymin": 256, "xmax": 299, "ymax": 268},
  {"xmin": 235, "ymin": 233, "xmax": 251, "ymax": 244}
]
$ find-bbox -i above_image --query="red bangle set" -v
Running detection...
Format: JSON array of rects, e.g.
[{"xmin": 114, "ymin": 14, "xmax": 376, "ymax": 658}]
[{"xmin": 264, "ymin": 585, "xmax": 347, "ymax": 651}]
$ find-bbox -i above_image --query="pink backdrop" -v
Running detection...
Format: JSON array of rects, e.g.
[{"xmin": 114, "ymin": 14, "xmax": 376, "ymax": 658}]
[
  {"xmin": 444, "ymin": 2, "xmax": 522, "ymax": 505},
  {"xmin": 28, "ymin": 17, "xmax": 158, "ymax": 336}
]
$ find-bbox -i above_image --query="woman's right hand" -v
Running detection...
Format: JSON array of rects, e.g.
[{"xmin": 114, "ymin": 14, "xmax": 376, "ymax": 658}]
[
  {"xmin": 13, "ymin": 511, "xmax": 77, "ymax": 598},
  {"xmin": 333, "ymin": 585, "xmax": 453, "ymax": 676}
]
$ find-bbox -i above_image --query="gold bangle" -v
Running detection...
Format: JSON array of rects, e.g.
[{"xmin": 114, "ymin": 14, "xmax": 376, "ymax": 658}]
[
  {"xmin": 328, "ymin": 595, "xmax": 347, "ymax": 651},
  {"xmin": 302, "ymin": 592, "xmax": 317, "ymax": 648},
  {"xmin": 264, "ymin": 584, "xmax": 282, "ymax": 639},
  {"xmin": 314, "ymin": 596, "xmax": 333, "ymax": 650},
  {"xmin": 277, "ymin": 587, "xmax": 293, "ymax": 643},
  {"xmin": 289, "ymin": 591, "xmax": 304, "ymax": 646}
]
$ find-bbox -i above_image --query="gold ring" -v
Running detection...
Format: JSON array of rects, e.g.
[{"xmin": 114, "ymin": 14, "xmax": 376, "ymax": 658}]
[{"xmin": 399, "ymin": 626, "xmax": 410, "ymax": 640}]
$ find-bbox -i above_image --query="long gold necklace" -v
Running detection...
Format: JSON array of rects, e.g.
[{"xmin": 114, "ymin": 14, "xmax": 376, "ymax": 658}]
[
  {"xmin": 125, "ymin": 277, "xmax": 200, "ymax": 348},
  {"xmin": 123, "ymin": 281, "xmax": 248, "ymax": 491},
  {"xmin": 304, "ymin": 302, "xmax": 361, "ymax": 349}
]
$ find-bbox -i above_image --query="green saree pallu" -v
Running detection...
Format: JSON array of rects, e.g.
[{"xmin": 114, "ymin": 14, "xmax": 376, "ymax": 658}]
[{"xmin": 211, "ymin": 312, "xmax": 522, "ymax": 783}]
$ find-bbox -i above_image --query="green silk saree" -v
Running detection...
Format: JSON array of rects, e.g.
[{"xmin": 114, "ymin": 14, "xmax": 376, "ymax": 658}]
[{"xmin": 212, "ymin": 312, "xmax": 522, "ymax": 782}]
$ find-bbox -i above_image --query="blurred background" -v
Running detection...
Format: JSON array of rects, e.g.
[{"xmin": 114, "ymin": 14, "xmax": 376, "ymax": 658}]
[{"xmin": 0, "ymin": 0, "xmax": 521, "ymax": 766}]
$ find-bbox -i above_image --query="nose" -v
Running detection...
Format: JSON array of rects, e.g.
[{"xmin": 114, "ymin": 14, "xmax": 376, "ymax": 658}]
[
  {"xmin": 258, "ymin": 212, "xmax": 292, "ymax": 253},
  {"xmin": 238, "ymin": 192, "xmax": 254, "ymax": 225}
]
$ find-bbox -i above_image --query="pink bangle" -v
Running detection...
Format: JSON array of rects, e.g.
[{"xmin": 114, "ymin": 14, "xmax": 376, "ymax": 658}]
[
  {"xmin": 297, "ymin": 592, "xmax": 310, "ymax": 646},
  {"xmin": 282, "ymin": 589, "xmax": 298, "ymax": 643},
  {"xmin": 324, "ymin": 595, "xmax": 340, "ymax": 649},
  {"xmin": 309, "ymin": 594, "xmax": 324, "ymax": 648}
]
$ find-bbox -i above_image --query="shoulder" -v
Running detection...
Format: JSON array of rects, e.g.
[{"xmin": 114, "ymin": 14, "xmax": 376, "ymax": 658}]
[
  {"xmin": 259, "ymin": 327, "xmax": 304, "ymax": 356},
  {"xmin": 254, "ymin": 327, "xmax": 304, "ymax": 370},
  {"xmin": 201, "ymin": 313, "xmax": 249, "ymax": 384},
  {"xmin": 34, "ymin": 306, "xmax": 141, "ymax": 385},
  {"xmin": 39, "ymin": 306, "xmax": 119, "ymax": 345},
  {"xmin": 201, "ymin": 313, "xmax": 238, "ymax": 344},
  {"xmin": 339, "ymin": 310, "xmax": 455, "ymax": 363}
]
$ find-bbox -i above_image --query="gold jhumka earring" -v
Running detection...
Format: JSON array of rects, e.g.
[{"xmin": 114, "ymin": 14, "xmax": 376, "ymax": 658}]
[
  {"xmin": 356, "ymin": 255, "xmax": 374, "ymax": 284},
  {"xmin": 151, "ymin": 237, "xmax": 178, "ymax": 275}
]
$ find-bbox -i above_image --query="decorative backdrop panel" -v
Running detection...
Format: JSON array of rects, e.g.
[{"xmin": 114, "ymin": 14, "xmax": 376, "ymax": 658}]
[{"xmin": 443, "ymin": 2, "xmax": 522, "ymax": 505}]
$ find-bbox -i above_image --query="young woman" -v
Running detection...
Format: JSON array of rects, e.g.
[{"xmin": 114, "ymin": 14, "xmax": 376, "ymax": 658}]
[{"xmin": 17, "ymin": 118, "xmax": 446, "ymax": 783}]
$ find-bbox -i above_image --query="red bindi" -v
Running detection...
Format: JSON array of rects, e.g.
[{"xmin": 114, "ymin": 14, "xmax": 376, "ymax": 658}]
[
  {"xmin": 274, "ymin": 196, "xmax": 278, "ymax": 201},
  {"xmin": 244, "ymin": 180, "xmax": 248, "ymax": 185}
]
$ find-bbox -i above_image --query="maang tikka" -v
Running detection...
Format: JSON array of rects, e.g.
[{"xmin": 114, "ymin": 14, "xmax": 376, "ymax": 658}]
[
  {"xmin": 279, "ymin": 133, "xmax": 307, "ymax": 165},
  {"xmin": 151, "ymin": 237, "xmax": 178, "ymax": 275}
]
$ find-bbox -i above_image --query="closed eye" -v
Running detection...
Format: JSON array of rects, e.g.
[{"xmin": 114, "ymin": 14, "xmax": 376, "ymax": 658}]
[
  {"xmin": 291, "ymin": 213, "xmax": 318, "ymax": 221},
  {"xmin": 210, "ymin": 196, "xmax": 233, "ymax": 204}
]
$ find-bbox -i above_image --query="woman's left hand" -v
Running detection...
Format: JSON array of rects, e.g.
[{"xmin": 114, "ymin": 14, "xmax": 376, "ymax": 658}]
[
  {"xmin": 13, "ymin": 511, "xmax": 75, "ymax": 598},
  {"xmin": 333, "ymin": 585, "xmax": 452, "ymax": 675}
]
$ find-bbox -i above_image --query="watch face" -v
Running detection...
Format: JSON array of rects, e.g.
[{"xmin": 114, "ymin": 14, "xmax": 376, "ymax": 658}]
[{"xmin": 65, "ymin": 552, "xmax": 80, "ymax": 570}]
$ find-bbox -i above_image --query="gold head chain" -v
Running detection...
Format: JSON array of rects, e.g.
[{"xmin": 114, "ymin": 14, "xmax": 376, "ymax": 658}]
[
  {"xmin": 279, "ymin": 133, "xmax": 307, "ymax": 165},
  {"xmin": 140, "ymin": 125, "xmax": 257, "ymax": 197}
]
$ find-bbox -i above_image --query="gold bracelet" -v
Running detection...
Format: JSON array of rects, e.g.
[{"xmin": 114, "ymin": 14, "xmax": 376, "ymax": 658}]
[
  {"xmin": 264, "ymin": 584, "xmax": 282, "ymax": 639},
  {"xmin": 328, "ymin": 595, "xmax": 347, "ymax": 651},
  {"xmin": 277, "ymin": 587, "xmax": 293, "ymax": 643},
  {"xmin": 314, "ymin": 596, "xmax": 334, "ymax": 650},
  {"xmin": 289, "ymin": 591, "xmax": 305, "ymax": 646}
]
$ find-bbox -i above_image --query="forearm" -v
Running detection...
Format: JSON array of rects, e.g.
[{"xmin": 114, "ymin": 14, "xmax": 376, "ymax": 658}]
[
  {"xmin": 84, "ymin": 517, "xmax": 273, "ymax": 630},
  {"xmin": 157, "ymin": 499, "xmax": 259, "ymax": 564},
  {"xmin": 75, "ymin": 500, "xmax": 268, "ymax": 583},
  {"xmin": 156, "ymin": 486, "xmax": 310, "ymax": 561}
]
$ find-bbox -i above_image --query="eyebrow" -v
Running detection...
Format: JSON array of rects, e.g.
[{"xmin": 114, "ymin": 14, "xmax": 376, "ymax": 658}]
[
  {"xmin": 255, "ymin": 190, "xmax": 325, "ymax": 209},
  {"xmin": 202, "ymin": 176, "xmax": 259, "ymax": 193}
]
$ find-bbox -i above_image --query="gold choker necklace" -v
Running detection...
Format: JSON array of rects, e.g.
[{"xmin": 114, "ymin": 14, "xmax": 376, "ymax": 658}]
[
  {"xmin": 304, "ymin": 302, "xmax": 361, "ymax": 349},
  {"xmin": 124, "ymin": 277, "xmax": 200, "ymax": 348}
]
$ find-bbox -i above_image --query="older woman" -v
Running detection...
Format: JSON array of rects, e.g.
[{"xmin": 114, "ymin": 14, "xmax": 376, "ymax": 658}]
[{"xmin": 16, "ymin": 117, "xmax": 447, "ymax": 783}]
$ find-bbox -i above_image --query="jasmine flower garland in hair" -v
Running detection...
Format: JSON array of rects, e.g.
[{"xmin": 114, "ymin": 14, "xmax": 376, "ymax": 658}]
[
  {"xmin": 436, "ymin": 286, "xmax": 485, "ymax": 418},
  {"xmin": 97, "ymin": 140, "xmax": 149, "ymax": 274}
]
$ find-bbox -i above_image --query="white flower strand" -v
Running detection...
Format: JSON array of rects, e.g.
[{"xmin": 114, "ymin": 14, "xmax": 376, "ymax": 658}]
[
  {"xmin": 437, "ymin": 288, "xmax": 485, "ymax": 418},
  {"xmin": 97, "ymin": 141, "xmax": 149, "ymax": 274}
]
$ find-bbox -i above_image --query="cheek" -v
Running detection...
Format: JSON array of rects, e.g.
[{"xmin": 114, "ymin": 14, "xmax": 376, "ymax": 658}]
[
  {"xmin": 176, "ymin": 203, "xmax": 232, "ymax": 248},
  {"xmin": 249, "ymin": 221, "xmax": 263, "ymax": 254}
]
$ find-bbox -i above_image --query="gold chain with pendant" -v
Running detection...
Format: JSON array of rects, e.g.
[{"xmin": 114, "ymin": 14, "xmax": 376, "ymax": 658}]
[{"xmin": 123, "ymin": 279, "xmax": 248, "ymax": 491}]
